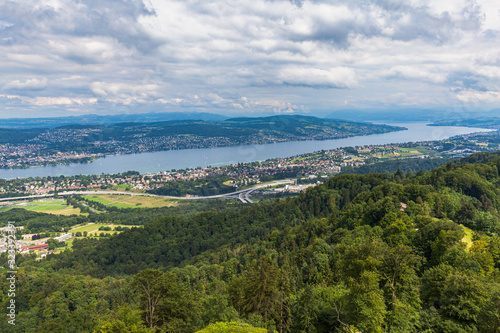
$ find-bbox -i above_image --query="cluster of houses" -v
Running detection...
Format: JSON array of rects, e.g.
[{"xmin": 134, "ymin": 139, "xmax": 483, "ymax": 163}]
[{"xmin": 0, "ymin": 226, "xmax": 72, "ymax": 260}]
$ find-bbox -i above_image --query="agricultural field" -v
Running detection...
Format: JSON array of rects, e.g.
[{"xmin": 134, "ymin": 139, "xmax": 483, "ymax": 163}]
[{"xmin": 84, "ymin": 194, "xmax": 177, "ymax": 208}]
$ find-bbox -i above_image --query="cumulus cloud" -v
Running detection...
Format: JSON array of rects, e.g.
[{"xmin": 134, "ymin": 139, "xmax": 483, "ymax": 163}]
[
  {"xmin": 3, "ymin": 78, "xmax": 48, "ymax": 90},
  {"xmin": 456, "ymin": 89, "xmax": 500, "ymax": 103},
  {"xmin": 31, "ymin": 96, "xmax": 98, "ymax": 106},
  {"xmin": 278, "ymin": 66, "xmax": 357, "ymax": 88},
  {"xmin": 90, "ymin": 81, "xmax": 160, "ymax": 104},
  {"xmin": 48, "ymin": 37, "xmax": 131, "ymax": 64},
  {"xmin": 386, "ymin": 66, "xmax": 447, "ymax": 83},
  {"xmin": 473, "ymin": 66, "xmax": 500, "ymax": 80},
  {"xmin": 0, "ymin": 93, "xmax": 97, "ymax": 106}
]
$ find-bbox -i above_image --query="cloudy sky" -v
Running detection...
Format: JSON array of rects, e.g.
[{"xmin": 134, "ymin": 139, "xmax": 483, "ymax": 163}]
[{"xmin": 1, "ymin": 0, "xmax": 500, "ymax": 118}]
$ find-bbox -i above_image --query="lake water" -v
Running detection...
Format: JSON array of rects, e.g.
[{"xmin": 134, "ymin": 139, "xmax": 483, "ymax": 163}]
[{"xmin": 0, "ymin": 122, "xmax": 493, "ymax": 179}]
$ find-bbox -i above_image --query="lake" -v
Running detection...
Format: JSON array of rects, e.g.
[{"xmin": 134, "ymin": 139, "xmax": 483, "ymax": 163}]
[{"xmin": 0, "ymin": 122, "xmax": 493, "ymax": 179}]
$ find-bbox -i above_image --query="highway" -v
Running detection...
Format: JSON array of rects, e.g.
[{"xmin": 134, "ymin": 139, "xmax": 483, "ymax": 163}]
[{"xmin": 0, "ymin": 179, "xmax": 295, "ymax": 204}]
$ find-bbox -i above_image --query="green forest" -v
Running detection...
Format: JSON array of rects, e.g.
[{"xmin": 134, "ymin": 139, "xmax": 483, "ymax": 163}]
[{"xmin": 3, "ymin": 151, "xmax": 500, "ymax": 332}]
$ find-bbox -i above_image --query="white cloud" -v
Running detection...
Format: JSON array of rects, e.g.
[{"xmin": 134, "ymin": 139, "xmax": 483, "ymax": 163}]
[
  {"xmin": 90, "ymin": 81, "xmax": 160, "ymax": 103},
  {"xmin": 474, "ymin": 66, "xmax": 500, "ymax": 79},
  {"xmin": 157, "ymin": 98, "xmax": 184, "ymax": 105},
  {"xmin": 456, "ymin": 89, "xmax": 500, "ymax": 103},
  {"xmin": 47, "ymin": 36, "xmax": 133, "ymax": 64},
  {"xmin": 3, "ymin": 78, "xmax": 48, "ymax": 90},
  {"xmin": 278, "ymin": 66, "xmax": 357, "ymax": 88},
  {"xmin": 0, "ymin": 93, "xmax": 97, "ymax": 106},
  {"xmin": 386, "ymin": 66, "xmax": 447, "ymax": 83},
  {"xmin": 31, "ymin": 97, "xmax": 98, "ymax": 106}
]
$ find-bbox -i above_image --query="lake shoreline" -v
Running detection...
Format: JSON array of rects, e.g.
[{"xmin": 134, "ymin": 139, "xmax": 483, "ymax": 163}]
[
  {"xmin": 0, "ymin": 125, "xmax": 407, "ymax": 171},
  {"xmin": 0, "ymin": 122, "xmax": 492, "ymax": 179}
]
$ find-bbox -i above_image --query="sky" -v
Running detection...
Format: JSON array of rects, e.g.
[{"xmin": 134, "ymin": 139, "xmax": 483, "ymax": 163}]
[{"xmin": 1, "ymin": 0, "xmax": 500, "ymax": 118}]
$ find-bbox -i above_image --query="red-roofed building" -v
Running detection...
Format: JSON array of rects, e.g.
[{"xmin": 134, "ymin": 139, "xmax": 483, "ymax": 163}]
[
  {"xmin": 19, "ymin": 246, "xmax": 30, "ymax": 254},
  {"xmin": 28, "ymin": 243, "xmax": 48, "ymax": 252}
]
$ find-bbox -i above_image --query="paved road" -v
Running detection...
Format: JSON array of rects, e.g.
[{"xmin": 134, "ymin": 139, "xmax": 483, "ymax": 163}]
[{"xmin": 0, "ymin": 179, "xmax": 295, "ymax": 204}]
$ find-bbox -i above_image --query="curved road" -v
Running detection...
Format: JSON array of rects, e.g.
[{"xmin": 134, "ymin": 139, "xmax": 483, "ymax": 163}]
[{"xmin": 0, "ymin": 179, "xmax": 295, "ymax": 204}]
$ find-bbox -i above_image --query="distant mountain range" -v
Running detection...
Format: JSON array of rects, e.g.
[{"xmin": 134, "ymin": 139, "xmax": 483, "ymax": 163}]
[
  {"xmin": 4, "ymin": 108, "xmax": 500, "ymax": 129},
  {"xmin": 0, "ymin": 112, "xmax": 227, "ymax": 129},
  {"xmin": 4, "ymin": 107, "xmax": 500, "ymax": 130}
]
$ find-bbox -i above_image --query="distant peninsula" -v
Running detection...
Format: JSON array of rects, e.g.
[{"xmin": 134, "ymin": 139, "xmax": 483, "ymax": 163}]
[
  {"xmin": 0, "ymin": 115, "xmax": 405, "ymax": 169},
  {"xmin": 430, "ymin": 118, "xmax": 500, "ymax": 129}
]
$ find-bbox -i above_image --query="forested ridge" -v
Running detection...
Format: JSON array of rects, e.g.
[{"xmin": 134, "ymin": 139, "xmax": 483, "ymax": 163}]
[{"xmin": 4, "ymin": 151, "xmax": 500, "ymax": 332}]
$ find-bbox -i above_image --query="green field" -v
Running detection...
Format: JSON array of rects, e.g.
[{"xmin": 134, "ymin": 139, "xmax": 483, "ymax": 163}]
[
  {"xmin": 70, "ymin": 223, "xmax": 142, "ymax": 235},
  {"xmin": 70, "ymin": 223, "xmax": 108, "ymax": 233},
  {"xmin": 414, "ymin": 146, "xmax": 437, "ymax": 155},
  {"xmin": 111, "ymin": 184, "xmax": 132, "ymax": 190},
  {"xmin": 64, "ymin": 238, "xmax": 75, "ymax": 247},
  {"xmin": 291, "ymin": 154, "xmax": 321, "ymax": 162},
  {"xmin": 398, "ymin": 148, "xmax": 421, "ymax": 154},
  {"xmin": 11, "ymin": 199, "xmax": 83, "ymax": 216},
  {"xmin": 84, "ymin": 194, "xmax": 177, "ymax": 208},
  {"xmin": 61, "ymin": 223, "xmax": 142, "ymax": 248},
  {"xmin": 18, "ymin": 199, "xmax": 67, "ymax": 210}
]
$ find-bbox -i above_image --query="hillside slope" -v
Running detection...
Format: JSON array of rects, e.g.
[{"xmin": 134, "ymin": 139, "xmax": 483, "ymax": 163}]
[{"xmin": 3, "ymin": 151, "xmax": 500, "ymax": 332}]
